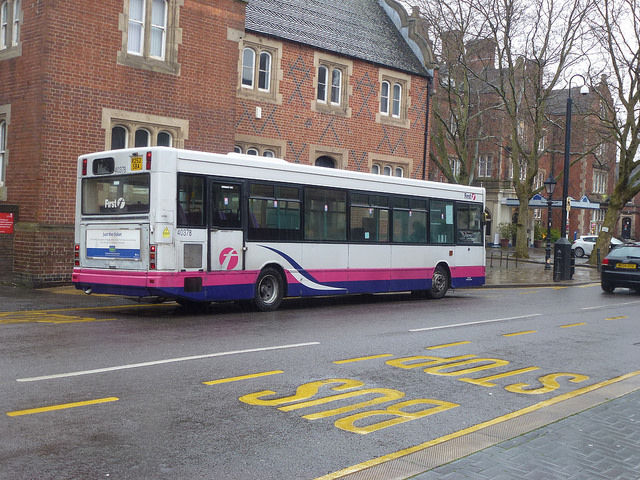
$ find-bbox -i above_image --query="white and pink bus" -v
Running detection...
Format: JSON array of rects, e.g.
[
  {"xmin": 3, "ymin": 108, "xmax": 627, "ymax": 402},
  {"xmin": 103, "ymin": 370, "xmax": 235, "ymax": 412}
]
[{"xmin": 73, "ymin": 147, "xmax": 485, "ymax": 310}]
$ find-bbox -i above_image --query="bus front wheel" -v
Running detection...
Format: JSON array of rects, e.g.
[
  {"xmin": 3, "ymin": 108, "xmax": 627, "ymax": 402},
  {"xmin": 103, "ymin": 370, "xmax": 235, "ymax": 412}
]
[
  {"xmin": 428, "ymin": 265, "xmax": 449, "ymax": 299},
  {"xmin": 254, "ymin": 267, "xmax": 284, "ymax": 311}
]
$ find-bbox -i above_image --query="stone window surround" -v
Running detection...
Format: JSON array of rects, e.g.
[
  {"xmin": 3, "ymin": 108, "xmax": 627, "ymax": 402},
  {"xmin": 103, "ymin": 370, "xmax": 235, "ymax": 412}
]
[
  {"xmin": 308, "ymin": 145, "xmax": 348, "ymax": 170},
  {"xmin": 0, "ymin": 0, "xmax": 21, "ymax": 61},
  {"xmin": 370, "ymin": 152, "xmax": 412, "ymax": 179},
  {"xmin": 312, "ymin": 52, "xmax": 352, "ymax": 118},
  {"xmin": 377, "ymin": 69, "xmax": 411, "ymax": 129},
  {"xmin": 102, "ymin": 108, "xmax": 189, "ymax": 151},
  {"xmin": 236, "ymin": 33, "xmax": 283, "ymax": 105},
  {"xmin": 117, "ymin": 0, "xmax": 183, "ymax": 76},
  {"xmin": 234, "ymin": 134, "xmax": 286, "ymax": 158}
]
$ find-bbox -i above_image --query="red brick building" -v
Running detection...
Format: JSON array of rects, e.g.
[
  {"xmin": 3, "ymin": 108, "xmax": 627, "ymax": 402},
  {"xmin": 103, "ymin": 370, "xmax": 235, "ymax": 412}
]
[
  {"xmin": 0, "ymin": 0, "xmax": 434, "ymax": 286},
  {"xmin": 429, "ymin": 36, "xmax": 617, "ymax": 246}
]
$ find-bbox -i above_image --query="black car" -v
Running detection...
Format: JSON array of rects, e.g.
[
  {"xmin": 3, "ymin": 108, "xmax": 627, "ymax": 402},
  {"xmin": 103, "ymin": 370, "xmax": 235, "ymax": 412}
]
[{"xmin": 600, "ymin": 242, "xmax": 640, "ymax": 293}]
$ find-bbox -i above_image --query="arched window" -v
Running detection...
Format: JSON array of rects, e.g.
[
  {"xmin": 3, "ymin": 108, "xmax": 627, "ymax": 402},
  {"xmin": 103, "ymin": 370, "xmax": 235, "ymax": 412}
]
[
  {"xmin": 330, "ymin": 68, "xmax": 342, "ymax": 105},
  {"xmin": 258, "ymin": 51, "xmax": 271, "ymax": 91},
  {"xmin": 395, "ymin": 167, "xmax": 403, "ymax": 178},
  {"xmin": 233, "ymin": 145, "xmax": 242, "ymax": 154},
  {"xmin": 371, "ymin": 164, "xmax": 380, "ymax": 175},
  {"xmin": 383, "ymin": 166, "xmax": 392, "ymax": 176},
  {"xmin": 380, "ymin": 81, "xmax": 389, "ymax": 115},
  {"xmin": 111, "ymin": 126, "xmax": 128, "ymax": 150},
  {"xmin": 242, "ymin": 47, "xmax": 255, "ymax": 88},
  {"xmin": 246, "ymin": 147, "xmax": 259, "ymax": 155},
  {"xmin": 263, "ymin": 150, "xmax": 275, "ymax": 158},
  {"xmin": 315, "ymin": 156, "xmax": 335, "ymax": 168},
  {"xmin": 157, "ymin": 131, "xmax": 172, "ymax": 147},
  {"xmin": 392, "ymin": 83, "xmax": 402, "ymax": 118},
  {"xmin": 134, "ymin": 128, "xmax": 150, "ymax": 147},
  {"xmin": 317, "ymin": 65, "xmax": 328, "ymax": 103}
]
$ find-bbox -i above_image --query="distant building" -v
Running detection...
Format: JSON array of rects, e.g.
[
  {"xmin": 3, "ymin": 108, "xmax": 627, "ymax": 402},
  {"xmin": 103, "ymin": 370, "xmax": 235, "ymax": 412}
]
[
  {"xmin": 0, "ymin": 0, "xmax": 434, "ymax": 286},
  {"xmin": 429, "ymin": 36, "xmax": 617, "ymax": 245}
]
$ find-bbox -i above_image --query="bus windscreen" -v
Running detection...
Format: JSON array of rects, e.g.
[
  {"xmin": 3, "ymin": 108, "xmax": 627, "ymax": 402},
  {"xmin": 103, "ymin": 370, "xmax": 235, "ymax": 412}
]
[{"xmin": 82, "ymin": 174, "xmax": 150, "ymax": 215}]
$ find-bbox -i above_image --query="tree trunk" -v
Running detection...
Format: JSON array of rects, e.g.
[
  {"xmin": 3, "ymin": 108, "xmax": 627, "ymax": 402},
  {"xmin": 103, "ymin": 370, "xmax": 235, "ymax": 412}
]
[{"xmin": 515, "ymin": 207, "xmax": 529, "ymax": 258}]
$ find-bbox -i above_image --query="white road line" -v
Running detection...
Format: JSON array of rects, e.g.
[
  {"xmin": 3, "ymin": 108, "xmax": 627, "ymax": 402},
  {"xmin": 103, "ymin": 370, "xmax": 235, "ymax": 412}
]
[
  {"xmin": 409, "ymin": 314, "xmax": 542, "ymax": 332},
  {"xmin": 582, "ymin": 300, "xmax": 640, "ymax": 311},
  {"xmin": 17, "ymin": 342, "xmax": 320, "ymax": 382}
]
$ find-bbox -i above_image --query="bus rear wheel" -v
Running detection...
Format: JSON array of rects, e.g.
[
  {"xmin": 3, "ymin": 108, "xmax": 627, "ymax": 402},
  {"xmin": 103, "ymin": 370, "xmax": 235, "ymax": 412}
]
[
  {"xmin": 254, "ymin": 267, "xmax": 284, "ymax": 311},
  {"xmin": 427, "ymin": 265, "xmax": 449, "ymax": 299}
]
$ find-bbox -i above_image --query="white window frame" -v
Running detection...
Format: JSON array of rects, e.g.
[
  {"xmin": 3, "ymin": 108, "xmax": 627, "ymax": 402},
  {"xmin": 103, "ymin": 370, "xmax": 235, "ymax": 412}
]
[
  {"xmin": 478, "ymin": 155, "xmax": 493, "ymax": 178},
  {"xmin": 392, "ymin": 83, "xmax": 401, "ymax": 118},
  {"xmin": 380, "ymin": 81, "xmax": 389, "ymax": 115},
  {"xmin": 313, "ymin": 53, "xmax": 352, "ymax": 117},
  {"xmin": 149, "ymin": 0, "xmax": 167, "ymax": 59},
  {"xmin": 317, "ymin": 65, "xmax": 328, "ymax": 103},
  {"xmin": 118, "ymin": 0, "xmax": 182, "ymax": 75},
  {"xmin": 0, "ymin": 0, "xmax": 21, "ymax": 59},
  {"xmin": 242, "ymin": 47, "xmax": 256, "ymax": 89}
]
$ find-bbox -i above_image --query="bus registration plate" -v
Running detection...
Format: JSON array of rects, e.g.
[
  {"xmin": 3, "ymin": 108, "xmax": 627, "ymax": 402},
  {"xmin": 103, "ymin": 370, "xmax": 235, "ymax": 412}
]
[{"xmin": 131, "ymin": 156, "xmax": 143, "ymax": 171}]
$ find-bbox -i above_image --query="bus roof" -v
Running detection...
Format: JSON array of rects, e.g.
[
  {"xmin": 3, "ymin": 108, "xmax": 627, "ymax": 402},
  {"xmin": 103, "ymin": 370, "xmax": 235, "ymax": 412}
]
[{"xmin": 80, "ymin": 147, "xmax": 485, "ymax": 202}]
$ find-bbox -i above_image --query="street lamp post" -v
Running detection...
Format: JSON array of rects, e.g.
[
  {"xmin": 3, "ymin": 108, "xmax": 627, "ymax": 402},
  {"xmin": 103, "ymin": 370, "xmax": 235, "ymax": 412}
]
[
  {"xmin": 555, "ymin": 74, "xmax": 589, "ymax": 281},
  {"xmin": 544, "ymin": 173, "xmax": 556, "ymax": 270}
]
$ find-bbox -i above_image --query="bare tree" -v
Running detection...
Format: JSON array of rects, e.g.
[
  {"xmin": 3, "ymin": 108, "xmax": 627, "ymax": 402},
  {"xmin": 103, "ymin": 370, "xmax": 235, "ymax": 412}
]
[
  {"xmin": 584, "ymin": 0, "xmax": 640, "ymax": 263},
  {"xmin": 412, "ymin": 0, "xmax": 591, "ymax": 258}
]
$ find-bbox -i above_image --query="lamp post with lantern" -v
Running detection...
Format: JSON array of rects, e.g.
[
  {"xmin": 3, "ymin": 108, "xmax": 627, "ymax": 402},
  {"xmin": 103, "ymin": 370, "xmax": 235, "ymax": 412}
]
[
  {"xmin": 543, "ymin": 173, "xmax": 557, "ymax": 270},
  {"xmin": 555, "ymin": 74, "xmax": 588, "ymax": 281}
]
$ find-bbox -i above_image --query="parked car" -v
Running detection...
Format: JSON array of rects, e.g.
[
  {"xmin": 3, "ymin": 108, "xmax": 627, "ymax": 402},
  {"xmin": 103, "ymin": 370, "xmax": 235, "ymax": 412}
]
[
  {"xmin": 572, "ymin": 235, "xmax": 623, "ymax": 257},
  {"xmin": 601, "ymin": 242, "xmax": 640, "ymax": 293}
]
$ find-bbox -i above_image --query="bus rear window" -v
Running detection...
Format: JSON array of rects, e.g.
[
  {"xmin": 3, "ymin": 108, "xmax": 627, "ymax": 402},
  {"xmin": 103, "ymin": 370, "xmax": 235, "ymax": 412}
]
[{"xmin": 82, "ymin": 174, "xmax": 150, "ymax": 215}]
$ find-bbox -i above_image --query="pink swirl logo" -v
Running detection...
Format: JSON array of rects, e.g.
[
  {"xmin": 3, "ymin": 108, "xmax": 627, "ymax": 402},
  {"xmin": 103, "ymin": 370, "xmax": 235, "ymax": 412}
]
[{"xmin": 219, "ymin": 247, "xmax": 239, "ymax": 270}]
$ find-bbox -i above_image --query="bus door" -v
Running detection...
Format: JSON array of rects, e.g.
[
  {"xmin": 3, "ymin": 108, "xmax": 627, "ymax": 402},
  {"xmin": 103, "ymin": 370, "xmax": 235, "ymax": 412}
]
[{"xmin": 209, "ymin": 181, "xmax": 244, "ymax": 271}]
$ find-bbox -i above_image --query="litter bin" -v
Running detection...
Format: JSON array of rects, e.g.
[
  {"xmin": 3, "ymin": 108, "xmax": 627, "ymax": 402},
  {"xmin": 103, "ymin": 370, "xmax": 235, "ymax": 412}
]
[{"xmin": 553, "ymin": 238, "xmax": 572, "ymax": 281}]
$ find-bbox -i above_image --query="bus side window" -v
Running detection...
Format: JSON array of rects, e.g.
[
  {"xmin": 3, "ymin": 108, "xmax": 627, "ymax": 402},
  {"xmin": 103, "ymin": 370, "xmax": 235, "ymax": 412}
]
[
  {"xmin": 178, "ymin": 175, "xmax": 205, "ymax": 226},
  {"xmin": 212, "ymin": 183, "xmax": 242, "ymax": 229},
  {"xmin": 430, "ymin": 200, "xmax": 454, "ymax": 244}
]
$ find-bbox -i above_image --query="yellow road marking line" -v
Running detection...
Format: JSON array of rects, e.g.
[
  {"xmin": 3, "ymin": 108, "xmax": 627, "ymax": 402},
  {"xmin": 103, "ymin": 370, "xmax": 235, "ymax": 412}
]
[
  {"xmin": 203, "ymin": 370, "xmax": 284, "ymax": 385},
  {"xmin": 426, "ymin": 341, "xmax": 471, "ymax": 350},
  {"xmin": 578, "ymin": 283, "xmax": 600, "ymax": 288},
  {"xmin": 503, "ymin": 330, "xmax": 537, "ymax": 337},
  {"xmin": 605, "ymin": 316, "xmax": 628, "ymax": 321},
  {"xmin": 561, "ymin": 322, "xmax": 587, "ymax": 328},
  {"xmin": 333, "ymin": 354, "xmax": 393, "ymax": 364},
  {"xmin": 0, "ymin": 304, "xmax": 162, "ymax": 316},
  {"xmin": 315, "ymin": 369, "xmax": 640, "ymax": 480},
  {"xmin": 6, "ymin": 397, "xmax": 119, "ymax": 417}
]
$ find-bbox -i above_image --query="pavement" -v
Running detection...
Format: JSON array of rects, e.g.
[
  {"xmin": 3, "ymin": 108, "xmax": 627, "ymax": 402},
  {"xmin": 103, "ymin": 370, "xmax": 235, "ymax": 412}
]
[
  {"xmin": 1, "ymin": 249, "xmax": 638, "ymax": 480},
  {"xmin": 408, "ymin": 247, "xmax": 640, "ymax": 480}
]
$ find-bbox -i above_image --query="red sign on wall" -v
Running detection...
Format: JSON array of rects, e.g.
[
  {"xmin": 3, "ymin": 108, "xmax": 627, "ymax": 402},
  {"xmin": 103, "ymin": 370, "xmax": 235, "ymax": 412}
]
[{"xmin": 0, "ymin": 212, "xmax": 15, "ymax": 234}]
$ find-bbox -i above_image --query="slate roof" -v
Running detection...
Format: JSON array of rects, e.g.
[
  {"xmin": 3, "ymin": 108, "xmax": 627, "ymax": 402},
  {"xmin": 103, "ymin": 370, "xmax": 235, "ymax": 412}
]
[{"xmin": 245, "ymin": 0, "xmax": 429, "ymax": 76}]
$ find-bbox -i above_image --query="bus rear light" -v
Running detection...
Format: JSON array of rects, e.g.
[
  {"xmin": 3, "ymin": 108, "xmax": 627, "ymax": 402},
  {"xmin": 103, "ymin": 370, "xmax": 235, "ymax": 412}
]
[
  {"xmin": 74, "ymin": 244, "xmax": 80, "ymax": 266},
  {"xmin": 146, "ymin": 151, "xmax": 152, "ymax": 170},
  {"xmin": 82, "ymin": 159, "xmax": 87, "ymax": 176},
  {"xmin": 150, "ymin": 244, "xmax": 157, "ymax": 270}
]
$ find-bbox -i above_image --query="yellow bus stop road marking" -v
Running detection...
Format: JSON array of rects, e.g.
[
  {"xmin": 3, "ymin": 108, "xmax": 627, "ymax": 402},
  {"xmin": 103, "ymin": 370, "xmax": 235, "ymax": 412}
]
[
  {"xmin": 316, "ymin": 369, "xmax": 640, "ymax": 480},
  {"xmin": 6, "ymin": 397, "xmax": 119, "ymax": 417},
  {"xmin": 502, "ymin": 330, "xmax": 537, "ymax": 337}
]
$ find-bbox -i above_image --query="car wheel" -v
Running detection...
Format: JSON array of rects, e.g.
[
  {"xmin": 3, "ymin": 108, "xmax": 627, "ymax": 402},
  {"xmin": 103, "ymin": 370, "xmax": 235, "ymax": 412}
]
[
  {"xmin": 427, "ymin": 265, "xmax": 449, "ymax": 299},
  {"xmin": 574, "ymin": 247, "xmax": 585, "ymax": 258},
  {"xmin": 601, "ymin": 282, "xmax": 615, "ymax": 293},
  {"xmin": 254, "ymin": 267, "xmax": 284, "ymax": 311}
]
